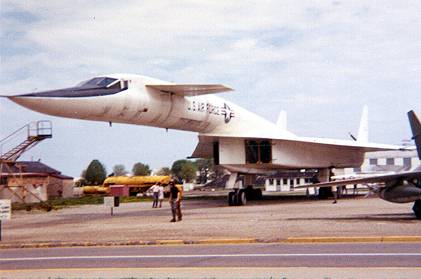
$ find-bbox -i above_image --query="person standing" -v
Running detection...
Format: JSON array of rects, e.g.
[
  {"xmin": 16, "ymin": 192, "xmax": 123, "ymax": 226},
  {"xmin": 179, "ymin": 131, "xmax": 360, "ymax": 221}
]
[
  {"xmin": 151, "ymin": 182, "xmax": 160, "ymax": 208},
  {"xmin": 169, "ymin": 181, "xmax": 182, "ymax": 222},
  {"xmin": 332, "ymin": 186, "xmax": 338, "ymax": 204},
  {"xmin": 158, "ymin": 183, "xmax": 164, "ymax": 208}
]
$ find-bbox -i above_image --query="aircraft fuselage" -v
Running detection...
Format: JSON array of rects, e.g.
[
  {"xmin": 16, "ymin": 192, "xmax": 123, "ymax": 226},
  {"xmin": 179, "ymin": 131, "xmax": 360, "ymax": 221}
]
[{"xmin": 6, "ymin": 73, "xmax": 397, "ymax": 170}]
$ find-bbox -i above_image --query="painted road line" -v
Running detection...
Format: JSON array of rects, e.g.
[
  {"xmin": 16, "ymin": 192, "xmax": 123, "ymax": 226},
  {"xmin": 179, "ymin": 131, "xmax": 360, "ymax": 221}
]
[
  {"xmin": 285, "ymin": 236, "xmax": 421, "ymax": 243},
  {"xmin": 2, "ymin": 253, "xmax": 421, "ymax": 261},
  {"xmin": 2, "ymin": 267, "xmax": 421, "ymax": 272},
  {"xmin": 2, "ymin": 236, "xmax": 421, "ymax": 249}
]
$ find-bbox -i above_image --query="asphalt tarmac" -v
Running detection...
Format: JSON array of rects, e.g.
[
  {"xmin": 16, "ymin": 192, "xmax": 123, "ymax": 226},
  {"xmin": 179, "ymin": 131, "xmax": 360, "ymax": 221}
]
[
  {"xmin": 1, "ymin": 243, "xmax": 421, "ymax": 278},
  {"xmin": 2, "ymin": 193, "xmax": 421, "ymax": 246},
  {"xmin": 1, "ymin": 194, "xmax": 421, "ymax": 278}
]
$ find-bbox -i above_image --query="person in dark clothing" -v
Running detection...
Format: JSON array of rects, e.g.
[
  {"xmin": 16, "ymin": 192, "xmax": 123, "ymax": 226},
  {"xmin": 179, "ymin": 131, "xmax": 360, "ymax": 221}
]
[{"xmin": 169, "ymin": 181, "xmax": 182, "ymax": 222}]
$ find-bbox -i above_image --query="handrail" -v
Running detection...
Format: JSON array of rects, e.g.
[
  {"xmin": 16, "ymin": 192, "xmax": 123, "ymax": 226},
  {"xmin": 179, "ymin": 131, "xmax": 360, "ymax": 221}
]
[
  {"xmin": 0, "ymin": 123, "xmax": 30, "ymax": 144},
  {"xmin": 28, "ymin": 120, "xmax": 52, "ymax": 137},
  {"xmin": 0, "ymin": 120, "xmax": 52, "ymax": 160},
  {"xmin": 0, "ymin": 121, "xmax": 52, "ymax": 143}
]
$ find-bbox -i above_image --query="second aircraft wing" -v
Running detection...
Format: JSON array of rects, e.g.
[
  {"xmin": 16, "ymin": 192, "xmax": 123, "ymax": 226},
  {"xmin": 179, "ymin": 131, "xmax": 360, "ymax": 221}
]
[{"xmin": 295, "ymin": 170, "xmax": 421, "ymax": 189}]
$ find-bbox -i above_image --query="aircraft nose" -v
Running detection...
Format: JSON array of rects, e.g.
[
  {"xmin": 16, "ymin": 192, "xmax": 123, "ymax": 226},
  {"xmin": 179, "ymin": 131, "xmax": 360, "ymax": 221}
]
[
  {"xmin": 13, "ymin": 87, "xmax": 80, "ymax": 98},
  {"xmin": 5, "ymin": 88, "xmax": 102, "ymax": 118},
  {"xmin": 9, "ymin": 85, "xmax": 121, "ymax": 99},
  {"xmin": 6, "ymin": 93, "xmax": 58, "ymax": 112}
]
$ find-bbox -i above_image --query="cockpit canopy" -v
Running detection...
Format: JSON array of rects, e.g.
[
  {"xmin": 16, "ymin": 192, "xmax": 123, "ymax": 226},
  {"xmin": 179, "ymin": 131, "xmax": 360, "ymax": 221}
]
[
  {"xmin": 78, "ymin": 77, "xmax": 118, "ymax": 88},
  {"xmin": 77, "ymin": 77, "xmax": 128, "ymax": 91}
]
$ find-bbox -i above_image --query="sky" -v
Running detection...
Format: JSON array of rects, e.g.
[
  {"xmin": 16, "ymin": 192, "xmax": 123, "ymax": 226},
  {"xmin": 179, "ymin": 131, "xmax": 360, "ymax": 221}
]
[{"xmin": 1, "ymin": 1, "xmax": 421, "ymax": 177}]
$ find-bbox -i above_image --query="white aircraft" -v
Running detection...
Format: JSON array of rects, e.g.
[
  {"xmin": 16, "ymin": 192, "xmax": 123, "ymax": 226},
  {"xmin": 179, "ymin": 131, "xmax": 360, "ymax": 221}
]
[
  {"xmin": 2, "ymin": 74, "xmax": 402, "ymax": 205},
  {"xmin": 296, "ymin": 110, "xmax": 421, "ymax": 218}
]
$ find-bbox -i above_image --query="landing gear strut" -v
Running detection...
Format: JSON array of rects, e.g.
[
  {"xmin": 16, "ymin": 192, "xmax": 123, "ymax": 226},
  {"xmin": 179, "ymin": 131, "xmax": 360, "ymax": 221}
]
[{"xmin": 413, "ymin": 200, "xmax": 421, "ymax": 219}]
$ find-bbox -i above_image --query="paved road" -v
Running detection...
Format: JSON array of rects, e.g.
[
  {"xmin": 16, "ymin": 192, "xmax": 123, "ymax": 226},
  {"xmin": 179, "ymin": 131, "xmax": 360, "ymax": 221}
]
[
  {"xmin": 2, "ymin": 243, "xmax": 421, "ymax": 269},
  {"xmin": 2, "ymin": 243, "xmax": 421, "ymax": 278}
]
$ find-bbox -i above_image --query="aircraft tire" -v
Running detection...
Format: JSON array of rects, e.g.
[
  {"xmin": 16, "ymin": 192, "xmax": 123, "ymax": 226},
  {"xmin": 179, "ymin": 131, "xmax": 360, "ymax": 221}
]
[
  {"xmin": 412, "ymin": 200, "xmax": 421, "ymax": 219},
  {"xmin": 237, "ymin": 189, "xmax": 247, "ymax": 206},
  {"xmin": 228, "ymin": 191, "xmax": 236, "ymax": 206}
]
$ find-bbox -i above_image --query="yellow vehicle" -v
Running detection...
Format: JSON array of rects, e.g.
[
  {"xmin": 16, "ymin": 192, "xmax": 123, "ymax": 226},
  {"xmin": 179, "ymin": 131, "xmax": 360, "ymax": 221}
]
[
  {"xmin": 82, "ymin": 185, "xmax": 110, "ymax": 195},
  {"xmin": 103, "ymin": 175, "xmax": 171, "ymax": 196}
]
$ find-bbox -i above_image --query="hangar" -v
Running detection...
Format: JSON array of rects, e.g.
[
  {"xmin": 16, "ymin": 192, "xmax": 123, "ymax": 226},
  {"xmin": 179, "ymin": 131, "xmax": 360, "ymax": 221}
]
[{"xmin": 0, "ymin": 120, "xmax": 73, "ymax": 203}]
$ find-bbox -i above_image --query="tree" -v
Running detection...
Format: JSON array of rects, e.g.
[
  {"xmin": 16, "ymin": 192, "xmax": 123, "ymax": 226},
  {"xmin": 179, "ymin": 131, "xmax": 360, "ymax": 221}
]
[
  {"xmin": 84, "ymin": 160, "xmax": 107, "ymax": 185},
  {"xmin": 156, "ymin": 167, "xmax": 171, "ymax": 176},
  {"xmin": 171, "ymin": 159, "xmax": 197, "ymax": 182},
  {"xmin": 180, "ymin": 161, "xmax": 197, "ymax": 183},
  {"xmin": 80, "ymin": 169, "xmax": 87, "ymax": 179},
  {"xmin": 195, "ymin": 158, "xmax": 214, "ymax": 184},
  {"xmin": 112, "ymin": 164, "xmax": 128, "ymax": 176},
  {"xmin": 132, "ymin": 162, "xmax": 151, "ymax": 176},
  {"xmin": 171, "ymin": 159, "xmax": 188, "ymax": 179}
]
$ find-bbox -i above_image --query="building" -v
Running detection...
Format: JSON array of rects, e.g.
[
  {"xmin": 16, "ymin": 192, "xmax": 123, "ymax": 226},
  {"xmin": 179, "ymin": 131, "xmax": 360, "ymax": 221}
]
[
  {"xmin": 257, "ymin": 170, "xmax": 317, "ymax": 192},
  {"xmin": 0, "ymin": 161, "xmax": 73, "ymax": 203},
  {"xmin": 344, "ymin": 149, "xmax": 419, "ymax": 175}
]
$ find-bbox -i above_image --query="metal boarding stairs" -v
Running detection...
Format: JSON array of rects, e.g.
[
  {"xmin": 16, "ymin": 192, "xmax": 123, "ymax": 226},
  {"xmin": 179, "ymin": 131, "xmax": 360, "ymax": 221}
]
[{"xmin": 0, "ymin": 121, "xmax": 52, "ymax": 162}]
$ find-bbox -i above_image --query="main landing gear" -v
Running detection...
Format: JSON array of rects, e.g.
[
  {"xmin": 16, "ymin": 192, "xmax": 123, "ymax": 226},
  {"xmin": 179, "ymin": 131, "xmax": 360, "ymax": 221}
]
[
  {"xmin": 228, "ymin": 186, "xmax": 263, "ymax": 206},
  {"xmin": 228, "ymin": 189, "xmax": 247, "ymax": 206},
  {"xmin": 413, "ymin": 200, "xmax": 421, "ymax": 219}
]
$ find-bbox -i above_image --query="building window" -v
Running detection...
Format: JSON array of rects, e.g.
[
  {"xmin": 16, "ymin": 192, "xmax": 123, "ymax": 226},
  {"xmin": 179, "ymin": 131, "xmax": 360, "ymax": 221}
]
[
  {"xmin": 276, "ymin": 179, "xmax": 281, "ymax": 185},
  {"xmin": 353, "ymin": 167, "xmax": 361, "ymax": 172},
  {"xmin": 403, "ymin": 158, "xmax": 412, "ymax": 168},
  {"xmin": 290, "ymin": 179, "xmax": 294, "ymax": 186},
  {"xmin": 386, "ymin": 158, "xmax": 395, "ymax": 165},
  {"xmin": 269, "ymin": 178, "xmax": 274, "ymax": 185},
  {"xmin": 296, "ymin": 178, "xmax": 300, "ymax": 185},
  {"xmin": 369, "ymin": 158, "xmax": 378, "ymax": 165},
  {"xmin": 245, "ymin": 140, "xmax": 272, "ymax": 164},
  {"xmin": 283, "ymin": 178, "xmax": 288, "ymax": 185}
]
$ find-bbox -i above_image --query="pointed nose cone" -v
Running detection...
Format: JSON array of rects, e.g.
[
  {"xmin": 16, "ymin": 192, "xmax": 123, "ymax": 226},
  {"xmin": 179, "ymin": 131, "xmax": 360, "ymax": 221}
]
[
  {"xmin": 4, "ymin": 83, "xmax": 124, "ymax": 118},
  {"xmin": 4, "ymin": 87, "xmax": 96, "ymax": 118},
  {"xmin": 8, "ymin": 94, "xmax": 45, "ymax": 110},
  {"xmin": 6, "ymin": 93, "xmax": 69, "ymax": 117},
  {"xmin": 1, "ymin": 94, "xmax": 52, "ymax": 116}
]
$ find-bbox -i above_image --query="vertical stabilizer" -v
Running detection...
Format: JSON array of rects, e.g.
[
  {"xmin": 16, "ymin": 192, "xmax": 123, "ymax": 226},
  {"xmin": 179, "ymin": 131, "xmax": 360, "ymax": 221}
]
[
  {"xmin": 276, "ymin": 110, "xmax": 287, "ymax": 131},
  {"xmin": 408, "ymin": 110, "xmax": 421, "ymax": 160},
  {"xmin": 357, "ymin": 105, "xmax": 369, "ymax": 143}
]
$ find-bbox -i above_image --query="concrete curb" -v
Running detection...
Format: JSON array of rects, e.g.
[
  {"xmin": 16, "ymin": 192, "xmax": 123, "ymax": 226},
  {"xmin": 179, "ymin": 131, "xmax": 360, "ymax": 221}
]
[
  {"xmin": 1, "ymin": 236, "xmax": 421, "ymax": 249},
  {"xmin": 284, "ymin": 236, "xmax": 421, "ymax": 243},
  {"xmin": 155, "ymin": 240, "xmax": 185, "ymax": 245},
  {"xmin": 197, "ymin": 238, "xmax": 257, "ymax": 245}
]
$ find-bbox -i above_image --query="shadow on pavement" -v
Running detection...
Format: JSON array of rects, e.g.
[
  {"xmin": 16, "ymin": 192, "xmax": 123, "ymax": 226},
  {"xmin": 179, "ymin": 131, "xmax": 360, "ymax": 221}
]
[{"xmin": 285, "ymin": 213, "xmax": 418, "ymax": 223}]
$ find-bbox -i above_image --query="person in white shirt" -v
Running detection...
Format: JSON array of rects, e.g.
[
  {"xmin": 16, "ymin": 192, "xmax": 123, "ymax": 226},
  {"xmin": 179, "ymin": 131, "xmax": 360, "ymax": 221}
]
[
  {"xmin": 158, "ymin": 184, "xmax": 164, "ymax": 208},
  {"xmin": 150, "ymin": 182, "xmax": 161, "ymax": 208}
]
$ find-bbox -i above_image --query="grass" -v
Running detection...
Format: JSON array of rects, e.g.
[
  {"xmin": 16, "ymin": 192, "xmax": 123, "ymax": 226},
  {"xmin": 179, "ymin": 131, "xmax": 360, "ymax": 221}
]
[{"xmin": 12, "ymin": 195, "xmax": 154, "ymax": 211}]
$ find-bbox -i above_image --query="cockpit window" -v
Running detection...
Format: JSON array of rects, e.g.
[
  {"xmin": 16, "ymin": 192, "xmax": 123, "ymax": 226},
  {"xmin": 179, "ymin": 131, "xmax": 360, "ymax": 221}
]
[{"xmin": 77, "ymin": 77, "xmax": 118, "ymax": 88}]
